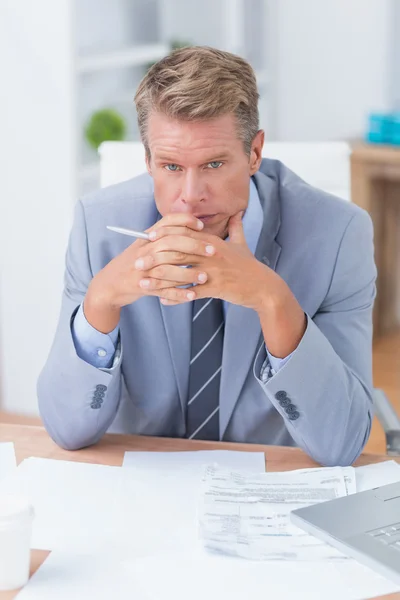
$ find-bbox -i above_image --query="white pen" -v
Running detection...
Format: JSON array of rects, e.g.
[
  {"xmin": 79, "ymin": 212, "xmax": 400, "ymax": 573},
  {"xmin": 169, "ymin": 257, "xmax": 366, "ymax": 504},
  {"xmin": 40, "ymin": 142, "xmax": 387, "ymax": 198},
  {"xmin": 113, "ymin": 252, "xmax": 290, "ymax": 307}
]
[{"xmin": 106, "ymin": 225, "xmax": 150, "ymax": 240}]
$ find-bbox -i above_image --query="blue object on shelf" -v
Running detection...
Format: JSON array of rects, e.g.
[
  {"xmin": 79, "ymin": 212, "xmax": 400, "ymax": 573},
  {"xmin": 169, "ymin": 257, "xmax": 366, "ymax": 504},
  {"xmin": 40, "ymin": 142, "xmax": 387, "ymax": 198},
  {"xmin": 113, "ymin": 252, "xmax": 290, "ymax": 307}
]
[
  {"xmin": 366, "ymin": 112, "xmax": 400, "ymax": 146},
  {"xmin": 390, "ymin": 113, "xmax": 400, "ymax": 146},
  {"xmin": 366, "ymin": 113, "xmax": 393, "ymax": 144}
]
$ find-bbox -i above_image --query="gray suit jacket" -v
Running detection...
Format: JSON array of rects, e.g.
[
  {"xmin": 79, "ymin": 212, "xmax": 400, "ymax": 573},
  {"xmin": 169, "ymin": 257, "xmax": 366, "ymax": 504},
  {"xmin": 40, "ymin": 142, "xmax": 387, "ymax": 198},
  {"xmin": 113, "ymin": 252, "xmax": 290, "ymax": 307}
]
[{"xmin": 37, "ymin": 159, "xmax": 376, "ymax": 466}]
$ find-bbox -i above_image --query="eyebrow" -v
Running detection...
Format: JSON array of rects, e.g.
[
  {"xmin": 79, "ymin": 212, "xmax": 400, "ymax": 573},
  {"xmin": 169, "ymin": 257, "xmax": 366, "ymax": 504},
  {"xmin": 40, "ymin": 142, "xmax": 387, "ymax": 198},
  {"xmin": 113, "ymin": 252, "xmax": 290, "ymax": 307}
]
[{"xmin": 155, "ymin": 154, "xmax": 230, "ymax": 163}]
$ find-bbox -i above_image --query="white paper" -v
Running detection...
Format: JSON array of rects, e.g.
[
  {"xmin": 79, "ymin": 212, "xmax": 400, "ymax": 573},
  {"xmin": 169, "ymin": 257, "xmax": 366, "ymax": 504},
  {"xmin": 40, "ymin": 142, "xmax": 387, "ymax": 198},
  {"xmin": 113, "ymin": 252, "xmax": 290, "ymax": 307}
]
[
  {"xmin": 290, "ymin": 465, "xmax": 357, "ymax": 495},
  {"xmin": 17, "ymin": 550, "xmax": 400, "ymax": 600},
  {"xmin": 15, "ymin": 550, "xmax": 151, "ymax": 600},
  {"xmin": 126, "ymin": 552, "xmax": 400, "ymax": 600},
  {"xmin": 119, "ymin": 450, "xmax": 265, "ymax": 557},
  {"xmin": 0, "ymin": 442, "xmax": 17, "ymax": 482},
  {"xmin": 0, "ymin": 458, "xmax": 134, "ymax": 552},
  {"xmin": 199, "ymin": 465, "xmax": 351, "ymax": 560},
  {"xmin": 122, "ymin": 450, "xmax": 266, "ymax": 473},
  {"xmin": 0, "ymin": 452, "xmax": 264, "ymax": 556},
  {"xmin": 355, "ymin": 460, "xmax": 400, "ymax": 492}
]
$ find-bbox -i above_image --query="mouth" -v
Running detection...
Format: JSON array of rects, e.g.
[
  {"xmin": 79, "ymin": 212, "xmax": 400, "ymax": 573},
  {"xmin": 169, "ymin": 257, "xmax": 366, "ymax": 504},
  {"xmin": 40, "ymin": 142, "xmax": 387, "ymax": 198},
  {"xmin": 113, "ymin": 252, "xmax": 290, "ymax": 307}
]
[{"xmin": 195, "ymin": 214, "xmax": 218, "ymax": 223}]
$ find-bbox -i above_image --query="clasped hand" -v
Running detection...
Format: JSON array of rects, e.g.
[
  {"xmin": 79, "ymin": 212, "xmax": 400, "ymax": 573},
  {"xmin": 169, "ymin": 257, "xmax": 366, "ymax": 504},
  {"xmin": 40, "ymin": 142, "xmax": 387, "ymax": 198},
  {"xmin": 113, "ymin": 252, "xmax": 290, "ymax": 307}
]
[
  {"xmin": 134, "ymin": 212, "xmax": 271, "ymax": 309},
  {"xmin": 85, "ymin": 211, "xmax": 306, "ymax": 354}
]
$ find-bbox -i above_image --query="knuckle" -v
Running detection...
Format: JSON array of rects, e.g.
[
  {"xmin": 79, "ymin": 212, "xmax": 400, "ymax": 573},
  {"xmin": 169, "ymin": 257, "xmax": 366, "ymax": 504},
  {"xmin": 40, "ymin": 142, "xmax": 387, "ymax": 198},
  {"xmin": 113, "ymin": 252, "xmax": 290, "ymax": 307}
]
[
  {"xmin": 186, "ymin": 270, "xmax": 197, "ymax": 283},
  {"xmin": 175, "ymin": 289, "xmax": 187, "ymax": 301},
  {"xmin": 170, "ymin": 234, "xmax": 182, "ymax": 244},
  {"xmin": 167, "ymin": 287, "xmax": 182, "ymax": 300},
  {"xmin": 157, "ymin": 236, "xmax": 174, "ymax": 251},
  {"xmin": 154, "ymin": 265, "xmax": 166, "ymax": 278},
  {"xmin": 157, "ymin": 226, "xmax": 168, "ymax": 238},
  {"xmin": 160, "ymin": 287, "xmax": 173, "ymax": 300},
  {"xmin": 189, "ymin": 237, "xmax": 200, "ymax": 249}
]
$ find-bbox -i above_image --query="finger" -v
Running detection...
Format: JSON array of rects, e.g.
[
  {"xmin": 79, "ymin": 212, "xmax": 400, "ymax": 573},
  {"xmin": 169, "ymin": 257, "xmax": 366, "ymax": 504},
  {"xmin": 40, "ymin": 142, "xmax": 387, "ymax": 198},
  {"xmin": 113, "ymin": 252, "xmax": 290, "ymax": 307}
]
[
  {"xmin": 148, "ymin": 226, "xmax": 215, "ymax": 243},
  {"xmin": 139, "ymin": 269, "xmax": 207, "ymax": 291},
  {"xmin": 135, "ymin": 251, "xmax": 205, "ymax": 270},
  {"xmin": 146, "ymin": 213, "xmax": 204, "ymax": 235},
  {"xmin": 228, "ymin": 210, "xmax": 246, "ymax": 244},
  {"xmin": 143, "ymin": 265, "xmax": 208, "ymax": 285},
  {"xmin": 138, "ymin": 278, "xmax": 186, "ymax": 291},
  {"xmin": 151, "ymin": 235, "xmax": 216, "ymax": 258},
  {"xmin": 159, "ymin": 299, "xmax": 182, "ymax": 306},
  {"xmin": 147, "ymin": 286, "xmax": 196, "ymax": 303},
  {"xmin": 134, "ymin": 238, "xmax": 215, "ymax": 270}
]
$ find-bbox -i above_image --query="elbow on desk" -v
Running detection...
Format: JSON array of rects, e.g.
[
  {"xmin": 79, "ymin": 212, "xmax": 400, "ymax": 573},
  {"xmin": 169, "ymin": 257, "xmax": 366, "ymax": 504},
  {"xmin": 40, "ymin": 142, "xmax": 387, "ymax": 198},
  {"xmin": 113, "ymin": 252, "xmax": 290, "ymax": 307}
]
[
  {"xmin": 40, "ymin": 413, "xmax": 102, "ymax": 451},
  {"xmin": 318, "ymin": 452, "xmax": 361, "ymax": 469},
  {"xmin": 37, "ymin": 373, "xmax": 108, "ymax": 451},
  {"xmin": 40, "ymin": 413, "xmax": 103, "ymax": 451},
  {"xmin": 309, "ymin": 414, "xmax": 372, "ymax": 468},
  {"xmin": 37, "ymin": 396, "xmax": 103, "ymax": 451}
]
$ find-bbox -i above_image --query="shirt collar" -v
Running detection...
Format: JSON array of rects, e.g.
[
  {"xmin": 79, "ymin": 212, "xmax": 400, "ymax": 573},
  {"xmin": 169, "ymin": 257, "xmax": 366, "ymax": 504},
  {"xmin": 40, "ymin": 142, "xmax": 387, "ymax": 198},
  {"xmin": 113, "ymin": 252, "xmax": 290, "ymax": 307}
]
[{"xmin": 238, "ymin": 177, "xmax": 263, "ymax": 255}]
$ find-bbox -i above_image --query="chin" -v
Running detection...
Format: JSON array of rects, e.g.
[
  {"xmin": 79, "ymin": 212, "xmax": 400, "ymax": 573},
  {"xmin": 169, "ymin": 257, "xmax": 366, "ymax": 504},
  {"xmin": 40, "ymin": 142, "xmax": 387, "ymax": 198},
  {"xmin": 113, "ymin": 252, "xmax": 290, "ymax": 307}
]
[{"xmin": 206, "ymin": 222, "xmax": 229, "ymax": 239}]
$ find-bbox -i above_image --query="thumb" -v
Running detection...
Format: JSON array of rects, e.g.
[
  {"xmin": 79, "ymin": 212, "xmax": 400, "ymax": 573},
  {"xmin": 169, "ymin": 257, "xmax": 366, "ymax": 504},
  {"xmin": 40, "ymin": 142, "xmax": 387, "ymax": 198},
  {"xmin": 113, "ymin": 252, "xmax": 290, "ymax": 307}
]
[{"xmin": 228, "ymin": 211, "xmax": 245, "ymax": 244}]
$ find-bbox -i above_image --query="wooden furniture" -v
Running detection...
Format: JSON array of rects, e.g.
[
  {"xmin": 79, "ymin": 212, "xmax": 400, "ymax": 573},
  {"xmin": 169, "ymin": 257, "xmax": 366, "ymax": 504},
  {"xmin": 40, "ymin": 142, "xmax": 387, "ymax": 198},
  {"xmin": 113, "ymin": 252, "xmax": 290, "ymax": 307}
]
[
  {"xmin": 351, "ymin": 143, "xmax": 400, "ymax": 339},
  {"xmin": 1, "ymin": 424, "xmax": 399, "ymax": 600}
]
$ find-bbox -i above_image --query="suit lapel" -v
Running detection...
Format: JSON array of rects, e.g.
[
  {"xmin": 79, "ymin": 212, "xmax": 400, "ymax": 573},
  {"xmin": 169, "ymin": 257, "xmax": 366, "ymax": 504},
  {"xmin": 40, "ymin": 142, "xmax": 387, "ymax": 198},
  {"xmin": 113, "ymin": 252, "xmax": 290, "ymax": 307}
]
[
  {"xmin": 148, "ymin": 206, "xmax": 191, "ymax": 416},
  {"xmin": 220, "ymin": 171, "xmax": 282, "ymax": 438},
  {"xmin": 159, "ymin": 301, "xmax": 192, "ymax": 416}
]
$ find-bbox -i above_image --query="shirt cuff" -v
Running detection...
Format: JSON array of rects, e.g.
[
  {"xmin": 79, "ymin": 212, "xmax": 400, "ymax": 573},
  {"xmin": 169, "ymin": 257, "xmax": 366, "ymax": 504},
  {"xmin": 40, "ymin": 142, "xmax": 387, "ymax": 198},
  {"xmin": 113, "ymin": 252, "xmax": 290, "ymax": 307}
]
[
  {"xmin": 259, "ymin": 345, "xmax": 295, "ymax": 383},
  {"xmin": 267, "ymin": 349, "xmax": 294, "ymax": 375},
  {"xmin": 71, "ymin": 304, "xmax": 119, "ymax": 369}
]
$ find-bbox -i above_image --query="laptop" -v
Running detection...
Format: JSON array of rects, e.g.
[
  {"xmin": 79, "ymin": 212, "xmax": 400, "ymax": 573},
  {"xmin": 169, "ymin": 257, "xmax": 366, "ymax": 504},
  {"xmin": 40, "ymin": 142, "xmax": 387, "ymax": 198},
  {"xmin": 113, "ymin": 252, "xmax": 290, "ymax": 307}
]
[{"xmin": 290, "ymin": 481, "xmax": 400, "ymax": 585}]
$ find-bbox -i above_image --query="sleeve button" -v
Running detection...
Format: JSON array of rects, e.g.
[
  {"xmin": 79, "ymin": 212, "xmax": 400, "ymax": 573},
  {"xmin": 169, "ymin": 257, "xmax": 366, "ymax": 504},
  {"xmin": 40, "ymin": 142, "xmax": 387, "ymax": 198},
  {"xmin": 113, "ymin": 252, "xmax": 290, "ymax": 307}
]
[
  {"xmin": 288, "ymin": 411, "xmax": 300, "ymax": 421},
  {"xmin": 275, "ymin": 391, "xmax": 288, "ymax": 402}
]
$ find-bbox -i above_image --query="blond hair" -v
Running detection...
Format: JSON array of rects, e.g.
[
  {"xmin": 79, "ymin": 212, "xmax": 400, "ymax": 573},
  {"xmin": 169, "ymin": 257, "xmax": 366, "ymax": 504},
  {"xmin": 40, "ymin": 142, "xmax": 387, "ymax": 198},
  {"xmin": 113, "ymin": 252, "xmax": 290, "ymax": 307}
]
[{"xmin": 134, "ymin": 46, "xmax": 260, "ymax": 157}]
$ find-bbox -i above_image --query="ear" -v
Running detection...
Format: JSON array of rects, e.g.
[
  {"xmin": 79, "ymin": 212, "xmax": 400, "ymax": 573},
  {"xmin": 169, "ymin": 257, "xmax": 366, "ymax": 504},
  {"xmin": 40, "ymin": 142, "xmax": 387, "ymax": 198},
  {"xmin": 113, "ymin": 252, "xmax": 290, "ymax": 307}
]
[{"xmin": 249, "ymin": 130, "xmax": 264, "ymax": 175}]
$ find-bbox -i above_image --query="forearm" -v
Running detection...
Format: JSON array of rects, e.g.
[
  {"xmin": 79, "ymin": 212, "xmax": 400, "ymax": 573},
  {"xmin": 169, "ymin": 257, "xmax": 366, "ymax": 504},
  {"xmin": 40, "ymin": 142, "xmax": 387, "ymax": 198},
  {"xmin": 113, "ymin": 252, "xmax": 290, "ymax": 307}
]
[
  {"xmin": 255, "ymin": 278, "xmax": 307, "ymax": 359},
  {"xmin": 84, "ymin": 282, "xmax": 122, "ymax": 334}
]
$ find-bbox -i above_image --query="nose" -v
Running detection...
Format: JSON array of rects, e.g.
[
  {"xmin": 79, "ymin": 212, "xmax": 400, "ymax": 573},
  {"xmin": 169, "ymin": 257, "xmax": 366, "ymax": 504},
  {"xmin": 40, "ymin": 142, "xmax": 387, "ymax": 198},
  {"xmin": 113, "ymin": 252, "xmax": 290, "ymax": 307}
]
[{"xmin": 181, "ymin": 170, "xmax": 206, "ymax": 206}]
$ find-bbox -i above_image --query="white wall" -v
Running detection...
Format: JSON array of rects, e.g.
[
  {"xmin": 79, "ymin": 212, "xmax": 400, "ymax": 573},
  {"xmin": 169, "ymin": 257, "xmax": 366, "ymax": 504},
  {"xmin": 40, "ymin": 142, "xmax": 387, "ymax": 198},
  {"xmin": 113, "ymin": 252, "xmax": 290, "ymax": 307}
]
[
  {"xmin": 160, "ymin": 0, "xmax": 271, "ymax": 131},
  {"xmin": 390, "ymin": 0, "xmax": 400, "ymax": 109},
  {"xmin": 268, "ymin": 0, "xmax": 392, "ymax": 141},
  {"xmin": 76, "ymin": 0, "xmax": 159, "ymax": 169},
  {"xmin": 0, "ymin": 0, "xmax": 75, "ymax": 414}
]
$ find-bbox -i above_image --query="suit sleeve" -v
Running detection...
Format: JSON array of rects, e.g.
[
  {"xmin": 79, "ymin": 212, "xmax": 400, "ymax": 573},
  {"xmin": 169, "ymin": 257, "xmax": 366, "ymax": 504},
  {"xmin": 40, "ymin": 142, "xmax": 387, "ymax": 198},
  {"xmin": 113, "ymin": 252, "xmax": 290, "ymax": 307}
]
[
  {"xmin": 37, "ymin": 200, "xmax": 123, "ymax": 450},
  {"xmin": 254, "ymin": 209, "xmax": 377, "ymax": 466},
  {"xmin": 71, "ymin": 303, "xmax": 119, "ymax": 368}
]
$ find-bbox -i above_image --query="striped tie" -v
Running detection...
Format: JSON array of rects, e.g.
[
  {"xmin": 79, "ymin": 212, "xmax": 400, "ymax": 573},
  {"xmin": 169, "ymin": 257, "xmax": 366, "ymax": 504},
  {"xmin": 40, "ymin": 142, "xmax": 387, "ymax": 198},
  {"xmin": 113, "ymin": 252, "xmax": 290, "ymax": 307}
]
[{"xmin": 186, "ymin": 298, "xmax": 224, "ymax": 440}]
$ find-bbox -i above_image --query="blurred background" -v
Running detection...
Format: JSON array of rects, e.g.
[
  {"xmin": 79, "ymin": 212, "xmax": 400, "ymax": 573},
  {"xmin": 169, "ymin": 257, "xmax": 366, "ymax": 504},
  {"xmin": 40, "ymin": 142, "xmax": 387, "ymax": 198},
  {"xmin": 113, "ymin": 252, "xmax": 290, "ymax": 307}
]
[{"xmin": 0, "ymin": 0, "xmax": 399, "ymax": 454}]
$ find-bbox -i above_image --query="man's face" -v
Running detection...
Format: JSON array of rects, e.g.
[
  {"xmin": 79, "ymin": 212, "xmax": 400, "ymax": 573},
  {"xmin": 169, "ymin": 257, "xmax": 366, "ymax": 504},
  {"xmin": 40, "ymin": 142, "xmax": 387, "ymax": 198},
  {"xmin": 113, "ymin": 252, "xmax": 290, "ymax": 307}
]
[{"xmin": 146, "ymin": 112, "xmax": 263, "ymax": 238}]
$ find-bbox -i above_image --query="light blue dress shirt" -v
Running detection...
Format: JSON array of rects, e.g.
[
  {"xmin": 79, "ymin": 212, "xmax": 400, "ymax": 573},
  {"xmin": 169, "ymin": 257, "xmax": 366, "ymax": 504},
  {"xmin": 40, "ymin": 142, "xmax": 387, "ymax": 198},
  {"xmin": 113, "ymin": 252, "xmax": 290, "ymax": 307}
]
[{"xmin": 72, "ymin": 178, "xmax": 293, "ymax": 372}]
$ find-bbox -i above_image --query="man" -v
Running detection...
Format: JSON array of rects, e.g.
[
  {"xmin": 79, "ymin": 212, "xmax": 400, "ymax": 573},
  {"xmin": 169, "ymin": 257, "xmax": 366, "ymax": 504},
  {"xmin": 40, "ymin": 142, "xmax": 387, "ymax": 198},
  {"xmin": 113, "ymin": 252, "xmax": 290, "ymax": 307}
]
[{"xmin": 38, "ymin": 46, "xmax": 376, "ymax": 466}]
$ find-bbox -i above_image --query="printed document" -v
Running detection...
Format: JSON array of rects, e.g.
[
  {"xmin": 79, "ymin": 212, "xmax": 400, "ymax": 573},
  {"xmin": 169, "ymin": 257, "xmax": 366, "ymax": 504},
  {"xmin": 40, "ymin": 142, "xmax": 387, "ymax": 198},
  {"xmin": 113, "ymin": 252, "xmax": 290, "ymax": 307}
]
[{"xmin": 199, "ymin": 465, "xmax": 354, "ymax": 560}]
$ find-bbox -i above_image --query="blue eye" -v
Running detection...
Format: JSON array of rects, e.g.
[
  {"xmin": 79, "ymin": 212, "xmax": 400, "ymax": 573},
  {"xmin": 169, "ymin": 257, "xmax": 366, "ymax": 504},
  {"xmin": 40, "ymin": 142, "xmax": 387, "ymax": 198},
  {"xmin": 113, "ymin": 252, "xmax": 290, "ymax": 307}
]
[
  {"xmin": 208, "ymin": 161, "xmax": 223, "ymax": 169},
  {"xmin": 165, "ymin": 164, "xmax": 180, "ymax": 172}
]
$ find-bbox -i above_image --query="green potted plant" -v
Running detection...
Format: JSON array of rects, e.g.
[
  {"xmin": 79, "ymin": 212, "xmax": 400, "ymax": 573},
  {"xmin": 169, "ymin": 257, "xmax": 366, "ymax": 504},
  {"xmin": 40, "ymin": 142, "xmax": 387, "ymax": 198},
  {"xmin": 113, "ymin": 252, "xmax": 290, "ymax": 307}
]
[
  {"xmin": 85, "ymin": 108, "xmax": 127, "ymax": 151},
  {"xmin": 170, "ymin": 38, "xmax": 192, "ymax": 51}
]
